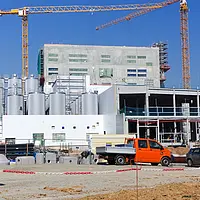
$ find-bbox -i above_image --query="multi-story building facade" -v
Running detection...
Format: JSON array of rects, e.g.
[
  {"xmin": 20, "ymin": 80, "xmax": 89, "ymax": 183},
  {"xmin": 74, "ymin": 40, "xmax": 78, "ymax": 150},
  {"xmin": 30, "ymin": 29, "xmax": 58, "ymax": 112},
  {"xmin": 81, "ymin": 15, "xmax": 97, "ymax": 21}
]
[{"xmin": 38, "ymin": 44, "xmax": 161, "ymax": 89}]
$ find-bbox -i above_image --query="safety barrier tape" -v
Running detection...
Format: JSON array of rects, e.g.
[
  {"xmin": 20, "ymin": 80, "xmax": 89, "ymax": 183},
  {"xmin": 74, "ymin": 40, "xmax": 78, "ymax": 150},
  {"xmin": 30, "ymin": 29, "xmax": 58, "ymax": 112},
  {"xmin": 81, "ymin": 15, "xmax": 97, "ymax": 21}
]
[
  {"xmin": 3, "ymin": 169, "xmax": 36, "ymax": 174},
  {"xmin": 2, "ymin": 167, "xmax": 200, "ymax": 175}
]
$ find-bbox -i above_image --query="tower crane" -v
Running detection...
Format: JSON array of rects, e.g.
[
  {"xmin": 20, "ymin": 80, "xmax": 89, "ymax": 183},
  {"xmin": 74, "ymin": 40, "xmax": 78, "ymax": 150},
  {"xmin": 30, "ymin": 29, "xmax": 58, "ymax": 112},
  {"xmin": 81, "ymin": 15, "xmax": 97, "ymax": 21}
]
[
  {"xmin": 0, "ymin": 3, "xmax": 163, "ymax": 80},
  {"xmin": 96, "ymin": 0, "xmax": 191, "ymax": 89}
]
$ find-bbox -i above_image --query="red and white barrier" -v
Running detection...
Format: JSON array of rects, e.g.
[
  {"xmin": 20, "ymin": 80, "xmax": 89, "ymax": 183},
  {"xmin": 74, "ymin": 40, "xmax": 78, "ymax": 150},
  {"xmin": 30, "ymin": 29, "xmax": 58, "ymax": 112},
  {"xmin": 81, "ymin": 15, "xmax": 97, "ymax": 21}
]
[{"xmin": 2, "ymin": 167, "xmax": 200, "ymax": 175}]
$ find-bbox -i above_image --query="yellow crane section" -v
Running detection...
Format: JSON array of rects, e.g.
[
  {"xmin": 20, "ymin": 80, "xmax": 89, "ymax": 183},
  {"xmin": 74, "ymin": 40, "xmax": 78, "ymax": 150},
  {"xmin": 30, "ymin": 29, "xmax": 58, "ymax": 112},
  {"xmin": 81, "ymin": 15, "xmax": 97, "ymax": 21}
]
[
  {"xmin": 180, "ymin": 0, "xmax": 190, "ymax": 89},
  {"xmin": 96, "ymin": 0, "xmax": 179, "ymax": 30},
  {"xmin": 0, "ymin": 3, "xmax": 164, "ymax": 82},
  {"xmin": 96, "ymin": 0, "xmax": 191, "ymax": 89}
]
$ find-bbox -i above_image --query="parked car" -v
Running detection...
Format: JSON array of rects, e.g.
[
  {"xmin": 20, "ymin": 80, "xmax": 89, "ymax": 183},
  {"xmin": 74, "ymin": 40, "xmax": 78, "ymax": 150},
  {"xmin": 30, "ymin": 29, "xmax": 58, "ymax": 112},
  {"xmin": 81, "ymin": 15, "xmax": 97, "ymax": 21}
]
[{"xmin": 186, "ymin": 147, "xmax": 200, "ymax": 167}]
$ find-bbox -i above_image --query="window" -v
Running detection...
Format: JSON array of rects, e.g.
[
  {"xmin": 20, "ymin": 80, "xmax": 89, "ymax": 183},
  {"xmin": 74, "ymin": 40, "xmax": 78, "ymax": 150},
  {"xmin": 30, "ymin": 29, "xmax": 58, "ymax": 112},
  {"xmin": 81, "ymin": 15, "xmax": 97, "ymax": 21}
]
[
  {"xmin": 52, "ymin": 133, "xmax": 65, "ymax": 142},
  {"xmin": 127, "ymin": 140, "xmax": 134, "ymax": 147},
  {"xmin": 5, "ymin": 138, "xmax": 15, "ymax": 145},
  {"xmin": 48, "ymin": 72, "xmax": 58, "ymax": 75},
  {"xmin": 138, "ymin": 69, "xmax": 147, "ymax": 73},
  {"xmin": 101, "ymin": 55, "xmax": 110, "ymax": 58},
  {"xmin": 101, "ymin": 59, "xmax": 111, "ymax": 63},
  {"xmin": 48, "ymin": 58, "xmax": 58, "ymax": 62},
  {"xmin": 69, "ymin": 59, "xmax": 87, "ymax": 63},
  {"xmin": 48, "ymin": 67, "xmax": 58, "ymax": 71},
  {"xmin": 137, "ymin": 56, "xmax": 146, "ymax": 59},
  {"xmin": 48, "ymin": 53, "xmax": 58, "ymax": 57},
  {"xmin": 146, "ymin": 62, "xmax": 153, "ymax": 66},
  {"xmin": 33, "ymin": 133, "xmax": 44, "ymax": 146},
  {"xmin": 149, "ymin": 141, "xmax": 162, "ymax": 149},
  {"xmin": 127, "ymin": 69, "xmax": 136, "ymax": 72},
  {"xmin": 69, "ymin": 73, "xmax": 87, "ymax": 76},
  {"xmin": 69, "ymin": 68, "xmax": 88, "ymax": 72},
  {"xmin": 127, "ymin": 74, "xmax": 136, "ymax": 77},
  {"xmin": 138, "ymin": 74, "xmax": 147, "ymax": 77},
  {"xmin": 99, "ymin": 68, "xmax": 113, "ymax": 78},
  {"xmin": 193, "ymin": 148, "xmax": 200, "ymax": 154},
  {"xmin": 127, "ymin": 60, "xmax": 136, "ymax": 64},
  {"xmin": 69, "ymin": 54, "xmax": 87, "ymax": 58},
  {"xmin": 127, "ymin": 55, "xmax": 136, "ymax": 59},
  {"xmin": 138, "ymin": 140, "xmax": 147, "ymax": 148}
]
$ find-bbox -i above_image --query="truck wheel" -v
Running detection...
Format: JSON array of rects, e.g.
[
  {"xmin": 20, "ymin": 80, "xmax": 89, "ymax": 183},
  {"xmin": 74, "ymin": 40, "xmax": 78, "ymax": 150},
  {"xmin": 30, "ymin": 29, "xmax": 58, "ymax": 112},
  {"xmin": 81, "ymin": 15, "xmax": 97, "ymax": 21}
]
[
  {"xmin": 115, "ymin": 155, "xmax": 126, "ymax": 165},
  {"xmin": 161, "ymin": 157, "xmax": 170, "ymax": 166},
  {"xmin": 187, "ymin": 159, "xmax": 193, "ymax": 167}
]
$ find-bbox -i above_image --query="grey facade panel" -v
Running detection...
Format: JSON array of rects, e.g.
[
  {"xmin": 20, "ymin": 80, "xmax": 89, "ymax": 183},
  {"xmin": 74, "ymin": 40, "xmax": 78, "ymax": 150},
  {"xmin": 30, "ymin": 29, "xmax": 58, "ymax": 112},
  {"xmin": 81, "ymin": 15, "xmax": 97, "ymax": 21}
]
[{"xmin": 42, "ymin": 44, "xmax": 160, "ymax": 87}]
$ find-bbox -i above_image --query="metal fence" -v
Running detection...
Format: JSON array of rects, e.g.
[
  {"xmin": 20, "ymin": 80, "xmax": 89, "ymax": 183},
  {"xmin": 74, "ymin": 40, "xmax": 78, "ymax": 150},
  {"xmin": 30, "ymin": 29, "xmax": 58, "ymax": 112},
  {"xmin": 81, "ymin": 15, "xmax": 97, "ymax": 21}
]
[{"xmin": 120, "ymin": 106, "xmax": 199, "ymax": 116}]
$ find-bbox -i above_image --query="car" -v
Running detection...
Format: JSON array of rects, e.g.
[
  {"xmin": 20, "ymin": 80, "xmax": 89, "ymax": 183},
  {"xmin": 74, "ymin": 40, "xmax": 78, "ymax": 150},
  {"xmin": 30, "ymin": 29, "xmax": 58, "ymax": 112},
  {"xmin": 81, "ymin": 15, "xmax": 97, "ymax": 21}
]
[{"xmin": 186, "ymin": 147, "xmax": 200, "ymax": 167}]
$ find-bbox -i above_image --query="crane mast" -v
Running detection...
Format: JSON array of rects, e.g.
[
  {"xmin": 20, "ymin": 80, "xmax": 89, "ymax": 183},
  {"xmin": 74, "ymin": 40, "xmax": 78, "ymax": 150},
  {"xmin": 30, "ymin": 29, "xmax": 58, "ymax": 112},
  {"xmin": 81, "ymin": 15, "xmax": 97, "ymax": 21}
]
[
  {"xmin": 0, "ymin": 3, "xmax": 163, "ymax": 82},
  {"xmin": 180, "ymin": 0, "xmax": 190, "ymax": 89}
]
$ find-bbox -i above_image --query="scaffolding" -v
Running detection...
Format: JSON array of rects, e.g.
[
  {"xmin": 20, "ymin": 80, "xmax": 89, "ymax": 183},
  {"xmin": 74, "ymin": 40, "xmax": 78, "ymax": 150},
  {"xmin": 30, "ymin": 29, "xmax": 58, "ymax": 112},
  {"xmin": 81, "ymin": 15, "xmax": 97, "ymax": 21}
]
[
  {"xmin": 52, "ymin": 75, "xmax": 86, "ymax": 114},
  {"xmin": 152, "ymin": 42, "xmax": 170, "ymax": 88}
]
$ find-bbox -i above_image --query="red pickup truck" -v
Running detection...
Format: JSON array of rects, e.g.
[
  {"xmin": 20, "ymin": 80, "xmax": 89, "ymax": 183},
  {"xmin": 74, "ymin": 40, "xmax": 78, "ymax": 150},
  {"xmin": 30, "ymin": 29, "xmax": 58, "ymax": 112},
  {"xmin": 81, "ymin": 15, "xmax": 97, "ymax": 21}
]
[{"xmin": 96, "ymin": 138, "xmax": 172, "ymax": 166}]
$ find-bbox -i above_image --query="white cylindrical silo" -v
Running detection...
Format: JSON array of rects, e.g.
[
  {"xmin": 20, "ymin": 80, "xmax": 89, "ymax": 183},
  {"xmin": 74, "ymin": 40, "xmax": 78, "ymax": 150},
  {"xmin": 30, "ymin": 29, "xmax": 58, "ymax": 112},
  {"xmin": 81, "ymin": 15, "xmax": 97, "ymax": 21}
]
[
  {"xmin": 8, "ymin": 74, "xmax": 22, "ymax": 95},
  {"xmin": 7, "ymin": 95, "xmax": 23, "ymax": 115},
  {"xmin": 0, "ymin": 79, "xmax": 5, "ymax": 116},
  {"xmin": 71, "ymin": 101, "xmax": 76, "ymax": 115},
  {"xmin": 82, "ymin": 93, "xmax": 98, "ymax": 115},
  {"xmin": 75, "ymin": 98, "xmax": 79, "ymax": 115},
  {"xmin": 28, "ymin": 92, "xmax": 45, "ymax": 115},
  {"xmin": 25, "ymin": 74, "xmax": 39, "ymax": 95},
  {"xmin": 49, "ymin": 92, "xmax": 66, "ymax": 115},
  {"xmin": 78, "ymin": 96, "xmax": 82, "ymax": 115}
]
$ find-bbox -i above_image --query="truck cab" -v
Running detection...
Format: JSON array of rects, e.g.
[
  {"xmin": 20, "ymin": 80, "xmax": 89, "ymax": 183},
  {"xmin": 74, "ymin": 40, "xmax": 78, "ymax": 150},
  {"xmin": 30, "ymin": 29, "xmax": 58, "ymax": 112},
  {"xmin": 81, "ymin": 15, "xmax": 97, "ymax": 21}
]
[
  {"xmin": 126, "ymin": 138, "xmax": 171, "ymax": 166},
  {"xmin": 96, "ymin": 138, "xmax": 171, "ymax": 166}
]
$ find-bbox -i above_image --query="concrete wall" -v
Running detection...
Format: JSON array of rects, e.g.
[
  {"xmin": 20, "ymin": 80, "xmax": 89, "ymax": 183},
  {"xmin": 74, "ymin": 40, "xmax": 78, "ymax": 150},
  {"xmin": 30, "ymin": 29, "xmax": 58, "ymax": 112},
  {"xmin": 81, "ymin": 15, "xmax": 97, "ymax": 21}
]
[
  {"xmin": 43, "ymin": 44, "xmax": 160, "ymax": 87},
  {"xmin": 116, "ymin": 114, "xmax": 125, "ymax": 134},
  {"xmin": 98, "ymin": 86, "xmax": 117, "ymax": 114},
  {"xmin": 2, "ymin": 114, "xmax": 120, "ymax": 146},
  {"xmin": 103, "ymin": 114, "xmax": 116, "ymax": 134},
  {"xmin": 2, "ymin": 115, "xmax": 104, "ymax": 146}
]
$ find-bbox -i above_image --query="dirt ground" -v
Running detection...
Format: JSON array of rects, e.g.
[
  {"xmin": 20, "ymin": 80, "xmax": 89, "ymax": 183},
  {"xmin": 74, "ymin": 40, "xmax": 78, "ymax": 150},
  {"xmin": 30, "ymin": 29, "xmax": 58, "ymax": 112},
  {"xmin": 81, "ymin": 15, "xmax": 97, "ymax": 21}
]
[
  {"xmin": 167, "ymin": 147, "xmax": 190, "ymax": 155},
  {"xmin": 0, "ymin": 164, "xmax": 200, "ymax": 200},
  {"xmin": 78, "ymin": 182, "xmax": 200, "ymax": 200}
]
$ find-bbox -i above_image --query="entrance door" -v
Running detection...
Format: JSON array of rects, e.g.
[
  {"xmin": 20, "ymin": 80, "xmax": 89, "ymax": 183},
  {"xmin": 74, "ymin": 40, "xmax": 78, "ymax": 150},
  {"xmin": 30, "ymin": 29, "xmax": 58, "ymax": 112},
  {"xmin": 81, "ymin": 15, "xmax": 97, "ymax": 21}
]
[{"xmin": 33, "ymin": 133, "xmax": 44, "ymax": 146}]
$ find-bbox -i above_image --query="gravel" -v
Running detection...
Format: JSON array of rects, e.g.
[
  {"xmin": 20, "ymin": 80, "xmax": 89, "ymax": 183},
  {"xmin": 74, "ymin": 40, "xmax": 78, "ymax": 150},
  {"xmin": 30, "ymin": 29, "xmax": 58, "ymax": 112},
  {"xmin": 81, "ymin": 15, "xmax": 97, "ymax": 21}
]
[{"xmin": 0, "ymin": 164, "xmax": 200, "ymax": 200}]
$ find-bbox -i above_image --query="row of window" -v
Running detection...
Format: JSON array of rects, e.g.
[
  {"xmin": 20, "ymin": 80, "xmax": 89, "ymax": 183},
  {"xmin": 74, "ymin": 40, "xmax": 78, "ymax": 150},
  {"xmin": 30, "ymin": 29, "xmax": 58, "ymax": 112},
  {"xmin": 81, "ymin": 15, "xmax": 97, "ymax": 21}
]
[
  {"xmin": 48, "ymin": 72, "xmax": 147, "ymax": 77},
  {"xmin": 48, "ymin": 53, "xmax": 150, "ymax": 64},
  {"xmin": 127, "ymin": 69, "xmax": 147, "ymax": 73},
  {"xmin": 48, "ymin": 58, "xmax": 152, "ymax": 65},
  {"xmin": 48, "ymin": 53, "xmax": 146, "ymax": 59},
  {"xmin": 48, "ymin": 68, "xmax": 148, "ymax": 76},
  {"xmin": 127, "ymin": 74, "xmax": 147, "ymax": 77},
  {"xmin": 69, "ymin": 54, "xmax": 87, "ymax": 58},
  {"xmin": 69, "ymin": 59, "xmax": 88, "ymax": 63}
]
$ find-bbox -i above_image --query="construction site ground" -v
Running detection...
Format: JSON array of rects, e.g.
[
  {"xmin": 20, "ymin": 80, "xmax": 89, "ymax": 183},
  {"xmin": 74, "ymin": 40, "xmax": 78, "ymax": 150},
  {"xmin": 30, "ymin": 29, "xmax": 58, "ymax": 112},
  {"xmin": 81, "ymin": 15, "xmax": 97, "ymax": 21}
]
[{"xmin": 0, "ymin": 163, "xmax": 200, "ymax": 200}]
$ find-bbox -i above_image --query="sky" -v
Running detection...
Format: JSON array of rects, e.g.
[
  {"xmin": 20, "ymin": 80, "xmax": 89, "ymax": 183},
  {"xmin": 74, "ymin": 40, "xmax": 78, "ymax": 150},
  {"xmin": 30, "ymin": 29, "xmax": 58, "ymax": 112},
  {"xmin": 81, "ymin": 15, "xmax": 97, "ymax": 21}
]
[{"xmin": 0, "ymin": 0, "xmax": 199, "ymax": 88}]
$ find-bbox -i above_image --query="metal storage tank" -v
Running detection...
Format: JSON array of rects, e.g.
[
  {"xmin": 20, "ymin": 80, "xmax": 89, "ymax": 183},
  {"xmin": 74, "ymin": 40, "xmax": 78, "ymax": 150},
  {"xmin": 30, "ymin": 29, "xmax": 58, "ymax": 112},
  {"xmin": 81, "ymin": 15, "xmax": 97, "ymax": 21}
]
[
  {"xmin": 78, "ymin": 96, "xmax": 82, "ymax": 115},
  {"xmin": 25, "ymin": 74, "xmax": 39, "ymax": 95},
  {"xmin": 28, "ymin": 92, "xmax": 45, "ymax": 115},
  {"xmin": 81, "ymin": 93, "xmax": 98, "ymax": 115},
  {"xmin": 71, "ymin": 101, "xmax": 76, "ymax": 115},
  {"xmin": 7, "ymin": 95, "xmax": 23, "ymax": 115},
  {"xmin": 49, "ymin": 92, "xmax": 66, "ymax": 115},
  {"xmin": 0, "ymin": 79, "xmax": 5, "ymax": 116},
  {"xmin": 8, "ymin": 74, "xmax": 22, "ymax": 95},
  {"xmin": 75, "ymin": 98, "xmax": 79, "ymax": 115}
]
